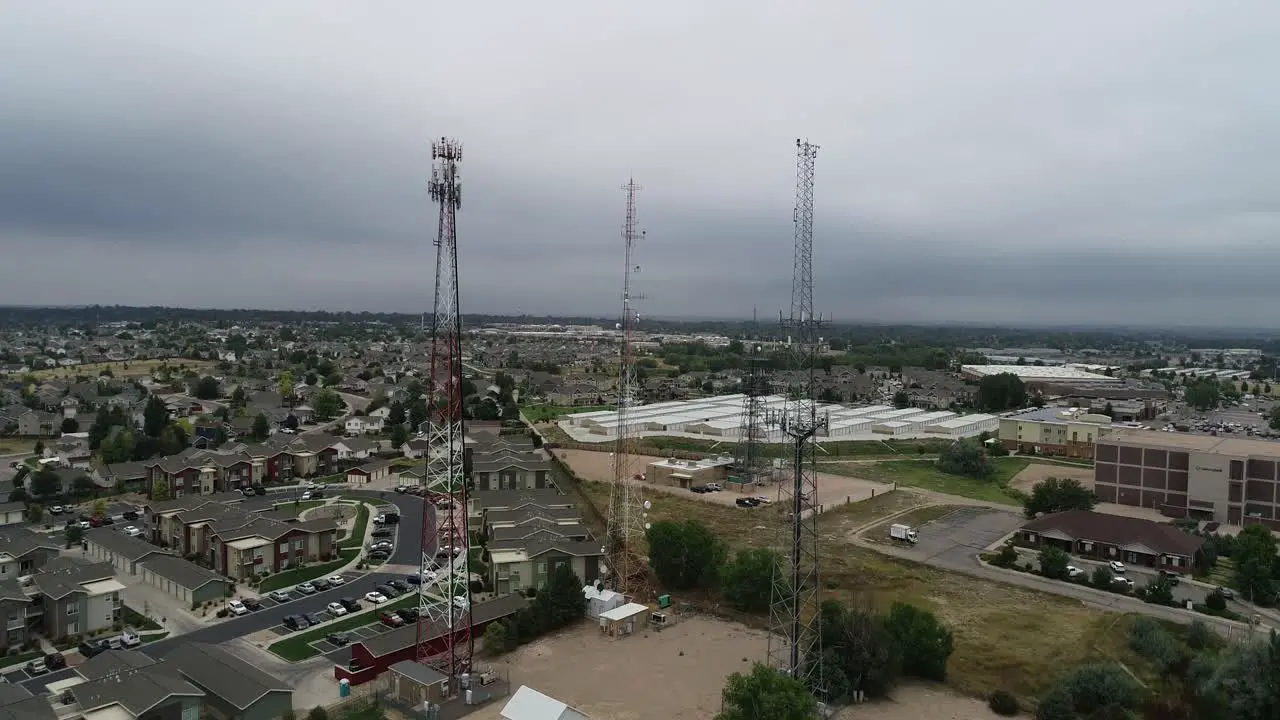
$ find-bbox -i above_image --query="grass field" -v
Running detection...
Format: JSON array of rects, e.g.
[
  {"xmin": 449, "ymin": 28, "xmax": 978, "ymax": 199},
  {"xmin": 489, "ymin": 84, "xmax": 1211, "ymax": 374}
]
[
  {"xmin": 340, "ymin": 503, "xmax": 370, "ymax": 548},
  {"xmin": 0, "ymin": 439, "xmax": 36, "ymax": 456},
  {"xmin": 570, "ymin": 473, "xmax": 1165, "ymax": 702},
  {"xmin": 1204, "ymin": 556, "xmax": 1236, "ymax": 587},
  {"xmin": 257, "ymin": 548, "xmax": 359, "ymax": 592},
  {"xmin": 825, "ymin": 457, "xmax": 1032, "ymax": 505},
  {"xmin": 27, "ymin": 359, "xmax": 216, "ymax": 380}
]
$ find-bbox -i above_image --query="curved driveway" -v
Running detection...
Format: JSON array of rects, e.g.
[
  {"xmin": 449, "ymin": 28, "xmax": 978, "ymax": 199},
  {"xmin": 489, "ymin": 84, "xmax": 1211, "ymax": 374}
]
[{"xmin": 19, "ymin": 491, "xmax": 432, "ymax": 693}]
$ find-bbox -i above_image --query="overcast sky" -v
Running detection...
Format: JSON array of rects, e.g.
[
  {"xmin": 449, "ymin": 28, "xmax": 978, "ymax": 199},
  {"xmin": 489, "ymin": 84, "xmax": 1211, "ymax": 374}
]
[{"xmin": 3, "ymin": 2, "xmax": 1279, "ymax": 328}]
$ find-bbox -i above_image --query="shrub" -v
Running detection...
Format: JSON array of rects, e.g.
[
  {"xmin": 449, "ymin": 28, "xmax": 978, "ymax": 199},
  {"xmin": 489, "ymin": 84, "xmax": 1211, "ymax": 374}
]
[
  {"xmin": 306, "ymin": 708, "xmax": 328, "ymax": 720},
  {"xmin": 216, "ymin": 608, "xmax": 229, "ymax": 618},
  {"xmin": 1185, "ymin": 619, "xmax": 1213, "ymax": 651},
  {"xmin": 993, "ymin": 544, "xmax": 1018, "ymax": 567},
  {"xmin": 988, "ymin": 690, "xmax": 1020, "ymax": 716},
  {"xmin": 1205, "ymin": 588, "xmax": 1227, "ymax": 611}
]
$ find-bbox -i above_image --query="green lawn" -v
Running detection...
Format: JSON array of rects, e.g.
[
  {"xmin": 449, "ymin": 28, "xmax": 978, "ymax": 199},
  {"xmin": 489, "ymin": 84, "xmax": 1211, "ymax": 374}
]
[
  {"xmin": 273, "ymin": 499, "xmax": 326, "ymax": 518},
  {"xmin": 340, "ymin": 503, "xmax": 370, "ymax": 548},
  {"xmin": 258, "ymin": 548, "xmax": 360, "ymax": 592},
  {"xmin": 523, "ymin": 404, "xmax": 613, "ymax": 423},
  {"xmin": 267, "ymin": 591, "xmax": 421, "ymax": 661},
  {"xmin": 828, "ymin": 457, "xmax": 1032, "ymax": 505},
  {"xmin": 1205, "ymin": 556, "xmax": 1236, "ymax": 587}
]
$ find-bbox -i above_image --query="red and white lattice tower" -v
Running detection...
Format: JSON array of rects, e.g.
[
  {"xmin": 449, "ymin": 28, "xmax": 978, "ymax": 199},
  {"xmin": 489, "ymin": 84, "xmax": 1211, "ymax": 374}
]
[
  {"xmin": 605, "ymin": 178, "xmax": 653, "ymax": 600},
  {"xmin": 417, "ymin": 137, "xmax": 472, "ymax": 680}
]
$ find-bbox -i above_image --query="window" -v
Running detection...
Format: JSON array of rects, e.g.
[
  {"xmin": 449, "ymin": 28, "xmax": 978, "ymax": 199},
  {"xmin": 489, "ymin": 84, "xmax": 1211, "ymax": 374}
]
[
  {"xmin": 66, "ymin": 604, "xmax": 78, "ymax": 616},
  {"xmin": 279, "ymin": 543, "xmax": 288, "ymax": 553}
]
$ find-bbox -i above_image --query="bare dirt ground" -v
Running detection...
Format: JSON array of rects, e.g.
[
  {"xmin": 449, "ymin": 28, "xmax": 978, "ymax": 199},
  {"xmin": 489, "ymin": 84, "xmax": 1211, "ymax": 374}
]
[
  {"xmin": 1007, "ymin": 462, "xmax": 1094, "ymax": 494},
  {"xmin": 554, "ymin": 449, "xmax": 891, "ymax": 512},
  {"xmin": 464, "ymin": 617, "xmax": 1005, "ymax": 720}
]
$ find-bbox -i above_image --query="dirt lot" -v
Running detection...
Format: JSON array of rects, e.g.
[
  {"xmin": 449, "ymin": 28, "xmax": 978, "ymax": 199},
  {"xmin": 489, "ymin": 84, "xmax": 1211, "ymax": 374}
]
[
  {"xmin": 465, "ymin": 618, "xmax": 1006, "ymax": 720},
  {"xmin": 554, "ymin": 449, "xmax": 891, "ymax": 511},
  {"xmin": 1007, "ymin": 462, "xmax": 1094, "ymax": 494}
]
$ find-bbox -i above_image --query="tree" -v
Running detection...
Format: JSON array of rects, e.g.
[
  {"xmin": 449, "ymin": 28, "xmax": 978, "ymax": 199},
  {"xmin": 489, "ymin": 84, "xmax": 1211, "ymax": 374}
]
[
  {"xmin": 1184, "ymin": 379, "xmax": 1221, "ymax": 412},
  {"xmin": 143, "ymin": 396, "xmax": 169, "ymax": 437},
  {"xmin": 646, "ymin": 520, "xmax": 727, "ymax": 590},
  {"xmin": 1142, "ymin": 577, "xmax": 1175, "ymax": 606},
  {"xmin": 31, "ymin": 469, "xmax": 60, "ymax": 498},
  {"xmin": 1232, "ymin": 524, "xmax": 1277, "ymax": 603},
  {"xmin": 892, "ymin": 390, "xmax": 911, "ymax": 409},
  {"xmin": 387, "ymin": 401, "xmax": 407, "ymax": 425},
  {"xmin": 230, "ymin": 385, "xmax": 247, "ymax": 410},
  {"xmin": 482, "ymin": 621, "xmax": 507, "ymax": 657},
  {"xmin": 389, "ymin": 423, "xmax": 409, "ymax": 449},
  {"xmin": 101, "ymin": 430, "xmax": 135, "ymax": 464},
  {"xmin": 250, "ymin": 413, "xmax": 271, "ymax": 441},
  {"xmin": 1038, "ymin": 546, "xmax": 1071, "ymax": 580},
  {"xmin": 60, "ymin": 417, "xmax": 79, "ymax": 434},
  {"xmin": 304, "ymin": 372, "xmax": 318, "ymax": 386},
  {"xmin": 721, "ymin": 549, "xmax": 780, "ymax": 613},
  {"xmin": 1193, "ymin": 629, "xmax": 1280, "ymax": 719},
  {"xmin": 1023, "ymin": 477, "xmax": 1098, "ymax": 518},
  {"xmin": 25, "ymin": 504, "xmax": 43, "ymax": 524},
  {"xmin": 65, "ymin": 524, "xmax": 84, "ymax": 548},
  {"xmin": 278, "ymin": 371, "xmax": 294, "ymax": 404},
  {"xmin": 151, "ymin": 478, "xmax": 171, "ymax": 501},
  {"xmin": 812, "ymin": 600, "xmax": 901, "ymax": 701},
  {"xmin": 976, "ymin": 373, "xmax": 1027, "ymax": 411},
  {"xmin": 312, "ymin": 389, "xmax": 345, "ymax": 422},
  {"xmin": 1091, "ymin": 565, "xmax": 1114, "ymax": 589},
  {"xmin": 91, "ymin": 499, "xmax": 108, "ymax": 518},
  {"xmin": 883, "ymin": 602, "xmax": 955, "ymax": 681},
  {"xmin": 717, "ymin": 663, "xmax": 816, "ymax": 720},
  {"xmin": 1036, "ymin": 663, "xmax": 1143, "ymax": 720},
  {"xmin": 192, "ymin": 375, "xmax": 220, "ymax": 400},
  {"xmin": 539, "ymin": 564, "xmax": 586, "ymax": 630},
  {"xmin": 936, "ymin": 438, "xmax": 992, "ymax": 478}
]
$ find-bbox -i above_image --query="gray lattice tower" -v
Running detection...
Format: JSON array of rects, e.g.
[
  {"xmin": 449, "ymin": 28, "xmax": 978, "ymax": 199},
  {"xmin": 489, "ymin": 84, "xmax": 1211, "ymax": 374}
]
[
  {"xmin": 766, "ymin": 139, "xmax": 825, "ymax": 694},
  {"xmin": 734, "ymin": 310, "xmax": 769, "ymax": 486},
  {"xmin": 417, "ymin": 137, "xmax": 473, "ymax": 681},
  {"xmin": 605, "ymin": 178, "xmax": 653, "ymax": 600}
]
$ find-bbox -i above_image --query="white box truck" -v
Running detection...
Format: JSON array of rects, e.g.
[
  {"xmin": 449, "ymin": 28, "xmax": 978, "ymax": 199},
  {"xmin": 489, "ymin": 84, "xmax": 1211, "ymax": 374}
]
[{"xmin": 890, "ymin": 523, "xmax": 918, "ymax": 544}]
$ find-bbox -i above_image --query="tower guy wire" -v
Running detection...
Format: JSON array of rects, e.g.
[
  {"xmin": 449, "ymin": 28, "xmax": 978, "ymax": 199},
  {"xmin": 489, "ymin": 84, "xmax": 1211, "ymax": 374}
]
[
  {"xmin": 417, "ymin": 136, "xmax": 474, "ymax": 682},
  {"xmin": 766, "ymin": 138, "xmax": 826, "ymax": 695},
  {"xmin": 604, "ymin": 177, "xmax": 654, "ymax": 600}
]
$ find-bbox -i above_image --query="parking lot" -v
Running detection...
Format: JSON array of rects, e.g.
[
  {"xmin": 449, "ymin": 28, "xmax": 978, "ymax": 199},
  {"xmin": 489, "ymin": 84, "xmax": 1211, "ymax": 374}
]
[{"xmin": 909, "ymin": 506, "xmax": 1025, "ymax": 566}]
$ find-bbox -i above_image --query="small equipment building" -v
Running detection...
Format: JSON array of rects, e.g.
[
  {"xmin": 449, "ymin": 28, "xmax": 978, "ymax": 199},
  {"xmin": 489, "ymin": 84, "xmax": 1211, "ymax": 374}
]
[{"xmin": 598, "ymin": 602, "xmax": 649, "ymax": 639}]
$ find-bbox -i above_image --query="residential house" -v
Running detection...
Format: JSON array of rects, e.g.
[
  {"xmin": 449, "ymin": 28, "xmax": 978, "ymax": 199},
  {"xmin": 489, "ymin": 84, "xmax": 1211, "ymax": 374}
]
[
  {"xmin": 490, "ymin": 518, "xmax": 589, "ymax": 545},
  {"xmin": 487, "ymin": 538, "xmax": 604, "ymax": 596},
  {"xmin": 344, "ymin": 416, "xmax": 384, "ymax": 435},
  {"xmin": 71, "ymin": 650, "xmax": 205, "ymax": 720},
  {"xmin": 145, "ymin": 450, "xmax": 256, "ymax": 498},
  {"xmin": 165, "ymin": 642, "xmax": 294, "ymax": 720},
  {"xmin": 545, "ymin": 383, "xmax": 602, "ymax": 407},
  {"xmin": 402, "ymin": 438, "xmax": 431, "ymax": 459},
  {"xmin": 470, "ymin": 489, "xmax": 582, "ymax": 540},
  {"xmin": 471, "ymin": 453, "xmax": 552, "ymax": 491},
  {"xmin": 96, "ymin": 461, "xmax": 149, "ymax": 493},
  {"xmin": 1017, "ymin": 510, "xmax": 1204, "ymax": 574},
  {"xmin": 334, "ymin": 435, "xmax": 378, "ymax": 461},
  {"xmin": 146, "ymin": 496, "xmax": 338, "ymax": 581},
  {"xmin": 43, "ymin": 436, "xmax": 93, "ymax": 469},
  {"xmin": 31, "ymin": 557, "xmax": 124, "ymax": 639},
  {"xmin": 0, "ymin": 579, "xmax": 33, "ymax": 653},
  {"xmin": 346, "ymin": 460, "xmax": 394, "ymax": 485},
  {"xmin": 0, "ymin": 503, "xmax": 24, "ymax": 528},
  {"xmin": 15, "ymin": 410, "xmax": 57, "ymax": 437}
]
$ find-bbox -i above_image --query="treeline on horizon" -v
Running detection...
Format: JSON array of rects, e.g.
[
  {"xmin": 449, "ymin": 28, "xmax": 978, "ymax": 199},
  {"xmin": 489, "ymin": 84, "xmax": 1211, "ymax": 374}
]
[{"xmin": 3, "ymin": 304, "xmax": 1280, "ymax": 353}]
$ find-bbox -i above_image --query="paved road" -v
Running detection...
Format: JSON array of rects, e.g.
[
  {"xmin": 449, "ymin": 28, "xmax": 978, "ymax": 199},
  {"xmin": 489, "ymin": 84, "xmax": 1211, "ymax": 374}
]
[
  {"xmin": 868, "ymin": 506, "xmax": 1260, "ymax": 636},
  {"xmin": 16, "ymin": 490, "xmax": 433, "ymax": 694}
]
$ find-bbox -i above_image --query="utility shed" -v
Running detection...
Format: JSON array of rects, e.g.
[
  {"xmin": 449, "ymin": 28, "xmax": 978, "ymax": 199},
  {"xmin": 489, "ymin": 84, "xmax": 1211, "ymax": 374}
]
[
  {"xmin": 598, "ymin": 602, "xmax": 649, "ymax": 639},
  {"xmin": 501, "ymin": 685, "xmax": 588, "ymax": 720},
  {"xmin": 581, "ymin": 583, "xmax": 623, "ymax": 620},
  {"xmin": 388, "ymin": 661, "xmax": 450, "ymax": 706}
]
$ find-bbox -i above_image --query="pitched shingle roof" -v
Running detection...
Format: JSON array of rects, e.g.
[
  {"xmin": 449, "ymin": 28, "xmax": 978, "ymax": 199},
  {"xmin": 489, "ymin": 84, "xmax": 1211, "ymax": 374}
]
[
  {"xmin": 165, "ymin": 642, "xmax": 291, "ymax": 710},
  {"xmin": 1022, "ymin": 510, "xmax": 1204, "ymax": 558}
]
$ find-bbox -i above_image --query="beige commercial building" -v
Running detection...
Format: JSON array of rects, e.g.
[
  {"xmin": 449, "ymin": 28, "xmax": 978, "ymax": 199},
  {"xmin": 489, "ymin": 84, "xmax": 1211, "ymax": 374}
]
[
  {"xmin": 999, "ymin": 407, "xmax": 1114, "ymax": 459},
  {"xmin": 1095, "ymin": 429, "xmax": 1280, "ymax": 530}
]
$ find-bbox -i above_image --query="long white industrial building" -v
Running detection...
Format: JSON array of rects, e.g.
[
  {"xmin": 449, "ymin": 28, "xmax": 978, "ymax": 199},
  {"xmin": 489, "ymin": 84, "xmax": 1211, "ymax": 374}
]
[{"xmin": 559, "ymin": 394, "xmax": 997, "ymax": 444}]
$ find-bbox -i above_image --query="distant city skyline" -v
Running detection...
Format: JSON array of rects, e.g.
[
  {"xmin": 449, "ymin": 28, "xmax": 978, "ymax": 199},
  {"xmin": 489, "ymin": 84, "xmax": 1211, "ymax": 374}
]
[{"xmin": 3, "ymin": 3, "xmax": 1279, "ymax": 327}]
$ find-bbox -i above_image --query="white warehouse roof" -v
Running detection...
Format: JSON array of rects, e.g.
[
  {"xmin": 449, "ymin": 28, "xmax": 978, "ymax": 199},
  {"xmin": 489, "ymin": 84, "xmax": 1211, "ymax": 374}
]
[{"xmin": 960, "ymin": 364, "xmax": 1118, "ymax": 382}]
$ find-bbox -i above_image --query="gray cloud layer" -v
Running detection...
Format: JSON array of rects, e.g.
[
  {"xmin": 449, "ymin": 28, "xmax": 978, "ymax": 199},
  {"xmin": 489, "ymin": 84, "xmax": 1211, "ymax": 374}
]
[{"xmin": 3, "ymin": 1, "xmax": 1280, "ymax": 327}]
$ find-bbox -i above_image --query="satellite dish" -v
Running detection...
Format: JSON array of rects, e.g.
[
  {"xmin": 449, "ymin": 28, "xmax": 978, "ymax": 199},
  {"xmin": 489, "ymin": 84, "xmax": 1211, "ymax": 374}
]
[
  {"xmin": 644, "ymin": 522, "xmax": 652, "ymax": 530},
  {"xmin": 643, "ymin": 500, "xmax": 652, "ymax": 510}
]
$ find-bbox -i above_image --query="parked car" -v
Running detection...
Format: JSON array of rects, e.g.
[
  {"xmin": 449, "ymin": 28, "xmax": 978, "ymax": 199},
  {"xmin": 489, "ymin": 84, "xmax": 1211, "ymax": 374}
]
[
  {"xmin": 396, "ymin": 607, "xmax": 420, "ymax": 622},
  {"xmin": 1109, "ymin": 561, "xmax": 1127, "ymax": 574},
  {"xmin": 49, "ymin": 506, "xmax": 64, "ymax": 515},
  {"xmin": 364, "ymin": 591, "xmax": 387, "ymax": 604},
  {"xmin": 1157, "ymin": 569, "xmax": 1181, "ymax": 586},
  {"xmin": 269, "ymin": 590, "xmax": 292, "ymax": 603},
  {"xmin": 1066, "ymin": 565, "xmax": 1084, "ymax": 579},
  {"xmin": 1217, "ymin": 586, "xmax": 1235, "ymax": 600},
  {"xmin": 282, "ymin": 614, "xmax": 309, "ymax": 631},
  {"xmin": 388, "ymin": 579, "xmax": 410, "ymax": 593},
  {"xmin": 228, "ymin": 600, "xmax": 248, "ymax": 616},
  {"xmin": 394, "ymin": 486, "xmax": 408, "ymax": 494},
  {"xmin": 305, "ymin": 612, "xmax": 327, "ymax": 626},
  {"xmin": 375, "ymin": 584, "xmax": 399, "ymax": 598},
  {"xmin": 367, "ymin": 541, "xmax": 393, "ymax": 552},
  {"xmin": 452, "ymin": 595, "xmax": 469, "ymax": 609},
  {"xmin": 253, "ymin": 485, "xmax": 267, "ymax": 496},
  {"xmin": 689, "ymin": 485, "xmax": 709, "ymax": 494},
  {"xmin": 311, "ymin": 578, "xmax": 331, "ymax": 591},
  {"xmin": 339, "ymin": 597, "xmax": 362, "ymax": 612},
  {"xmin": 380, "ymin": 611, "xmax": 405, "ymax": 627},
  {"xmin": 326, "ymin": 632, "xmax": 351, "ymax": 646},
  {"xmin": 327, "ymin": 602, "xmax": 348, "ymax": 617},
  {"xmin": 405, "ymin": 574, "xmax": 423, "ymax": 585},
  {"xmin": 296, "ymin": 582, "xmax": 317, "ymax": 595},
  {"xmin": 119, "ymin": 631, "xmax": 141, "ymax": 648},
  {"xmin": 326, "ymin": 575, "xmax": 346, "ymax": 587},
  {"xmin": 242, "ymin": 597, "xmax": 262, "ymax": 611},
  {"xmin": 122, "ymin": 510, "xmax": 139, "ymax": 521},
  {"xmin": 44, "ymin": 652, "xmax": 66, "ymax": 671},
  {"xmin": 368, "ymin": 549, "xmax": 389, "ymax": 561},
  {"xmin": 122, "ymin": 526, "xmax": 143, "ymax": 537},
  {"xmin": 25, "ymin": 658, "xmax": 48, "ymax": 676},
  {"xmin": 735, "ymin": 497, "xmax": 759, "ymax": 508},
  {"xmin": 78, "ymin": 640, "xmax": 106, "ymax": 658},
  {"xmin": 371, "ymin": 529, "xmax": 394, "ymax": 538}
]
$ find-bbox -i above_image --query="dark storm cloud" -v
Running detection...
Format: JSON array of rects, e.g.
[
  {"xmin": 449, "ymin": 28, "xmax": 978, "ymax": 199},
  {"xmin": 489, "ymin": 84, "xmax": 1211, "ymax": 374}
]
[{"xmin": 3, "ymin": 1, "xmax": 1280, "ymax": 327}]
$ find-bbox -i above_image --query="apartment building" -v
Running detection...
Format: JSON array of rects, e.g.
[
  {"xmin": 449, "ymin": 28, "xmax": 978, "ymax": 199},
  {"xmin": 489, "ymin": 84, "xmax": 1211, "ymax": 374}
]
[
  {"xmin": 0, "ymin": 528, "xmax": 59, "ymax": 579},
  {"xmin": 146, "ymin": 496, "xmax": 338, "ymax": 580},
  {"xmin": 1094, "ymin": 429, "xmax": 1280, "ymax": 529},
  {"xmin": 30, "ymin": 557, "xmax": 124, "ymax": 640},
  {"xmin": 487, "ymin": 538, "xmax": 605, "ymax": 597},
  {"xmin": 998, "ymin": 407, "xmax": 1114, "ymax": 459}
]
